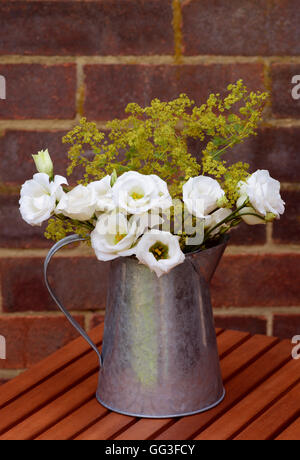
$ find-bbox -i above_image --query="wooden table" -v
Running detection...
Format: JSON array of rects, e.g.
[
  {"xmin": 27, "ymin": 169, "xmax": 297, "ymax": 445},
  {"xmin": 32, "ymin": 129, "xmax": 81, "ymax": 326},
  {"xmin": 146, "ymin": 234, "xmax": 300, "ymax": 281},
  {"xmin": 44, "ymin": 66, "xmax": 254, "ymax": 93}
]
[{"xmin": 0, "ymin": 324, "xmax": 299, "ymax": 441}]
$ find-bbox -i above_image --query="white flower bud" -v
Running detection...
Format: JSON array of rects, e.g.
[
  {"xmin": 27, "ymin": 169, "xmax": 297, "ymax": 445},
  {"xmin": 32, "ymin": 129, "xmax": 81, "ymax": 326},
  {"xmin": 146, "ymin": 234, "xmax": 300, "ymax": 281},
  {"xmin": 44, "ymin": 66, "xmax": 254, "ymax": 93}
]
[{"xmin": 32, "ymin": 149, "xmax": 54, "ymax": 178}]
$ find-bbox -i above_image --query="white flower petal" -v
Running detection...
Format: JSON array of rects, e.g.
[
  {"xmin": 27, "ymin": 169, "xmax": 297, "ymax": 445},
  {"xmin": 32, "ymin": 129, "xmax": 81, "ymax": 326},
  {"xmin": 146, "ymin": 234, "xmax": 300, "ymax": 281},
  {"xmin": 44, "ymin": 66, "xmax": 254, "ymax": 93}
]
[
  {"xmin": 19, "ymin": 173, "xmax": 66, "ymax": 226},
  {"xmin": 135, "ymin": 230, "xmax": 185, "ymax": 278},
  {"xmin": 91, "ymin": 212, "xmax": 139, "ymax": 261},
  {"xmin": 87, "ymin": 176, "xmax": 115, "ymax": 213},
  {"xmin": 56, "ymin": 184, "xmax": 96, "ymax": 221},
  {"xmin": 238, "ymin": 170, "xmax": 285, "ymax": 221},
  {"xmin": 183, "ymin": 176, "xmax": 225, "ymax": 218},
  {"xmin": 112, "ymin": 171, "xmax": 172, "ymax": 215}
]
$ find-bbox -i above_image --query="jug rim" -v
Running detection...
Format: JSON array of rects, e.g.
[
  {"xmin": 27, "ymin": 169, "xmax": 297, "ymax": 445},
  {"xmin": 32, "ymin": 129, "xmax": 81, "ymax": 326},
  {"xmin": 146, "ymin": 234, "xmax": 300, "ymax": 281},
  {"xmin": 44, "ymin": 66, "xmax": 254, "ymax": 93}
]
[{"xmin": 185, "ymin": 234, "xmax": 230, "ymax": 257}]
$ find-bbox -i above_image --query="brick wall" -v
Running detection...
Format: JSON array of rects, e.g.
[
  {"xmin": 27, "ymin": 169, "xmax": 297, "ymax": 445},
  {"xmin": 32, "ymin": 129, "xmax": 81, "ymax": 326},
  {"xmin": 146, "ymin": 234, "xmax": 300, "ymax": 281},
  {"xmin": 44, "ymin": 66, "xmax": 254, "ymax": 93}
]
[{"xmin": 0, "ymin": 0, "xmax": 300, "ymax": 383}]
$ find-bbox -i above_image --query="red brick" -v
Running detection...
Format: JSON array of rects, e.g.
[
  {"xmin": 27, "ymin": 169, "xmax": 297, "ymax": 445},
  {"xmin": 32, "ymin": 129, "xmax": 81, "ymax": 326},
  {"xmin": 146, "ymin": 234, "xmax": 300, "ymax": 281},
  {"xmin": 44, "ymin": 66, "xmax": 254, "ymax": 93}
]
[
  {"xmin": 271, "ymin": 64, "xmax": 300, "ymax": 118},
  {"xmin": 84, "ymin": 63, "xmax": 264, "ymax": 120},
  {"xmin": 214, "ymin": 315, "xmax": 267, "ymax": 336},
  {"xmin": 229, "ymin": 222, "xmax": 266, "ymax": 246},
  {"xmin": 90, "ymin": 314, "xmax": 105, "ymax": 329},
  {"xmin": 273, "ymin": 315, "xmax": 300, "ymax": 340},
  {"xmin": 0, "ymin": 315, "xmax": 84, "ymax": 369},
  {"xmin": 0, "ymin": 1, "xmax": 173, "ymax": 56},
  {"xmin": 273, "ymin": 191, "xmax": 300, "ymax": 244},
  {"xmin": 220, "ymin": 127, "xmax": 300, "ymax": 184},
  {"xmin": 212, "ymin": 254, "xmax": 300, "ymax": 307},
  {"xmin": 0, "ymin": 194, "xmax": 50, "ymax": 249},
  {"xmin": 182, "ymin": 0, "xmax": 300, "ymax": 56},
  {"xmin": 0, "ymin": 130, "xmax": 71, "ymax": 186},
  {"xmin": 0, "ymin": 257, "xmax": 109, "ymax": 312},
  {"xmin": 0, "ymin": 64, "xmax": 76, "ymax": 119}
]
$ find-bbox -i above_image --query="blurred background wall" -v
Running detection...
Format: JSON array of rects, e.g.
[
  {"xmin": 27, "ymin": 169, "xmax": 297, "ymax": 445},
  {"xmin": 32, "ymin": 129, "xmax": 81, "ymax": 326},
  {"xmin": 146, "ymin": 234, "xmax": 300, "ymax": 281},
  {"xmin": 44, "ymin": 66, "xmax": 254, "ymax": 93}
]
[{"xmin": 0, "ymin": 0, "xmax": 299, "ymax": 383}]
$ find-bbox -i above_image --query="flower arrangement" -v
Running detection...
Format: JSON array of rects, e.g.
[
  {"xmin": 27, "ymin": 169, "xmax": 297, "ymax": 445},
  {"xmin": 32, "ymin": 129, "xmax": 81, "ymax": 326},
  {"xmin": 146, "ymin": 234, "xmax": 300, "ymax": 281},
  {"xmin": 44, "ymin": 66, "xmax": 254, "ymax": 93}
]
[{"xmin": 19, "ymin": 80, "xmax": 285, "ymax": 278}]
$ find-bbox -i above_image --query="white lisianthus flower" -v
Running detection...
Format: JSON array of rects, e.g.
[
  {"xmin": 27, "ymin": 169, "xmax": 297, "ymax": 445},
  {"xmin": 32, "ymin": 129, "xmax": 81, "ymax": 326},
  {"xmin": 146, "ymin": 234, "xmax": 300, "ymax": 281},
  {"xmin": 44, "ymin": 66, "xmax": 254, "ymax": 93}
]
[
  {"xmin": 236, "ymin": 196, "xmax": 265, "ymax": 225},
  {"xmin": 19, "ymin": 173, "xmax": 67, "ymax": 226},
  {"xmin": 205, "ymin": 208, "xmax": 233, "ymax": 235},
  {"xmin": 91, "ymin": 212, "xmax": 138, "ymax": 261},
  {"xmin": 135, "ymin": 230, "xmax": 185, "ymax": 278},
  {"xmin": 32, "ymin": 149, "xmax": 53, "ymax": 177},
  {"xmin": 237, "ymin": 170, "xmax": 285, "ymax": 225},
  {"xmin": 130, "ymin": 211, "xmax": 163, "ymax": 237},
  {"xmin": 56, "ymin": 184, "xmax": 96, "ymax": 221},
  {"xmin": 87, "ymin": 176, "xmax": 115, "ymax": 213},
  {"xmin": 112, "ymin": 171, "xmax": 172, "ymax": 215},
  {"xmin": 183, "ymin": 176, "xmax": 225, "ymax": 218}
]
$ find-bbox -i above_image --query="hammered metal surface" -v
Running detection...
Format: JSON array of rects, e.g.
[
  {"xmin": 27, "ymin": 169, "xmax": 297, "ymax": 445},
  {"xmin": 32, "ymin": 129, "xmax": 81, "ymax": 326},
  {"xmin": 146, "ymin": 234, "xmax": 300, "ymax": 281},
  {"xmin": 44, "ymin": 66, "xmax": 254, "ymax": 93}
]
[{"xmin": 97, "ymin": 239, "xmax": 227, "ymax": 417}]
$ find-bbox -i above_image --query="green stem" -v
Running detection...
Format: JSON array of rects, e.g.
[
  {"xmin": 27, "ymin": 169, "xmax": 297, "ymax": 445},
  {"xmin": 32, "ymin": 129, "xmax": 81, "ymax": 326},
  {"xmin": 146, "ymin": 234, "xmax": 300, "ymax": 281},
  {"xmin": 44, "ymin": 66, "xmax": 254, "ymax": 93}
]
[
  {"xmin": 210, "ymin": 119, "xmax": 250, "ymax": 160},
  {"xmin": 203, "ymin": 203, "xmax": 265, "ymax": 244},
  {"xmin": 211, "ymin": 138, "xmax": 236, "ymax": 160},
  {"xmin": 204, "ymin": 201, "xmax": 248, "ymax": 241}
]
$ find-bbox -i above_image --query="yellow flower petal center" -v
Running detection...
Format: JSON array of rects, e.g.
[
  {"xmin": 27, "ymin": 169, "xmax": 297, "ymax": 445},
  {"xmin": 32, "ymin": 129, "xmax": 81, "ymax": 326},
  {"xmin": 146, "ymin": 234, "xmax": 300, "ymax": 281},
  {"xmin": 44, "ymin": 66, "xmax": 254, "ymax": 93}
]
[
  {"xmin": 114, "ymin": 233, "xmax": 127, "ymax": 244},
  {"xmin": 149, "ymin": 241, "xmax": 169, "ymax": 261},
  {"xmin": 131, "ymin": 192, "xmax": 144, "ymax": 200}
]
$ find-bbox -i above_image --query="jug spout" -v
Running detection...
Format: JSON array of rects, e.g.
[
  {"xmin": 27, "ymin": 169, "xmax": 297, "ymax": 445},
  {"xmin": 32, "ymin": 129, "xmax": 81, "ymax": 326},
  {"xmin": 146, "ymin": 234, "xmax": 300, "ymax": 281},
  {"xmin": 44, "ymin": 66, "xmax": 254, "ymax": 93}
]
[{"xmin": 190, "ymin": 235, "xmax": 229, "ymax": 283}]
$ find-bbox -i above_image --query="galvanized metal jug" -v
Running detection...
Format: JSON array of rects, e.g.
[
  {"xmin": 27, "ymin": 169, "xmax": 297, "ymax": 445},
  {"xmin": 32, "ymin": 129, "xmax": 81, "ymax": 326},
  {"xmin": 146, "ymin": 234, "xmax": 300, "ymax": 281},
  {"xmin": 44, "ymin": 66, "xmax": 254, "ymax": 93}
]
[{"xmin": 45, "ymin": 235, "xmax": 228, "ymax": 418}]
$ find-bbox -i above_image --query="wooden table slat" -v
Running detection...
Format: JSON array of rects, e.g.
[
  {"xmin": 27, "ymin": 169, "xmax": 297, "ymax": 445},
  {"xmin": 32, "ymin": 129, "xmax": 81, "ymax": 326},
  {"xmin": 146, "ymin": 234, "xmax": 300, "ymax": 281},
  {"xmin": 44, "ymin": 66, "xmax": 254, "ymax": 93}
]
[
  {"xmin": 234, "ymin": 382, "xmax": 300, "ymax": 440},
  {"xmin": 115, "ymin": 334, "xmax": 277, "ymax": 441},
  {"xmin": 216, "ymin": 330, "xmax": 251, "ymax": 359},
  {"xmin": 155, "ymin": 340, "xmax": 293, "ymax": 440},
  {"xmin": 220, "ymin": 335, "xmax": 279, "ymax": 384},
  {"xmin": 0, "ymin": 373, "xmax": 99, "ymax": 440},
  {"xmin": 115, "ymin": 418, "xmax": 175, "ymax": 441},
  {"xmin": 0, "ymin": 324, "xmax": 104, "ymax": 410},
  {"xmin": 275, "ymin": 417, "xmax": 300, "ymax": 441},
  {"xmin": 215, "ymin": 328, "xmax": 224, "ymax": 336},
  {"xmin": 0, "ymin": 325, "xmax": 298, "ymax": 441},
  {"xmin": 75, "ymin": 412, "xmax": 136, "ymax": 441},
  {"xmin": 36, "ymin": 398, "xmax": 108, "ymax": 441},
  {"xmin": 194, "ymin": 359, "xmax": 300, "ymax": 440},
  {"xmin": 0, "ymin": 348, "xmax": 100, "ymax": 435}
]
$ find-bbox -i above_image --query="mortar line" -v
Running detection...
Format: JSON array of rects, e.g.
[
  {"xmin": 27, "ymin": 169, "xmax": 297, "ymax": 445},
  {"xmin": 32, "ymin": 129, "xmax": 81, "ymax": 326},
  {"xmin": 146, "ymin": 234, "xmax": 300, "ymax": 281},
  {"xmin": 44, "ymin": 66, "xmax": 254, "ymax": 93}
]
[
  {"xmin": 266, "ymin": 222, "xmax": 273, "ymax": 245},
  {"xmin": 266, "ymin": 312, "xmax": 274, "ymax": 336},
  {"xmin": 262, "ymin": 118, "xmax": 300, "ymax": 128},
  {"xmin": 281, "ymin": 183, "xmax": 300, "ymax": 191},
  {"xmin": 0, "ymin": 310, "xmax": 105, "ymax": 319},
  {"xmin": 76, "ymin": 59, "xmax": 85, "ymax": 120},
  {"xmin": 225, "ymin": 244, "xmax": 300, "ymax": 255},
  {"xmin": 263, "ymin": 57, "xmax": 272, "ymax": 119},
  {"xmin": 213, "ymin": 307, "xmax": 300, "ymax": 315},
  {"xmin": 1, "ymin": 117, "xmax": 300, "ymax": 133},
  {"xmin": 172, "ymin": 0, "xmax": 183, "ymax": 65},
  {"xmin": 0, "ymin": 369, "xmax": 26, "ymax": 380},
  {"xmin": 1, "ymin": 55, "xmax": 300, "ymax": 65},
  {"xmin": 83, "ymin": 311, "xmax": 94, "ymax": 331}
]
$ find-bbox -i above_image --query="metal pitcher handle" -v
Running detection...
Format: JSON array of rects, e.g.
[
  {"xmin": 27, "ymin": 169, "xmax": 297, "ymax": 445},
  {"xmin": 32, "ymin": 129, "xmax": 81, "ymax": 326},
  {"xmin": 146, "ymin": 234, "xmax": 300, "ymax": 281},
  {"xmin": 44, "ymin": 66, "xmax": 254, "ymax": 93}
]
[{"xmin": 44, "ymin": 234, "xmax": 102, "ymax": 368}]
